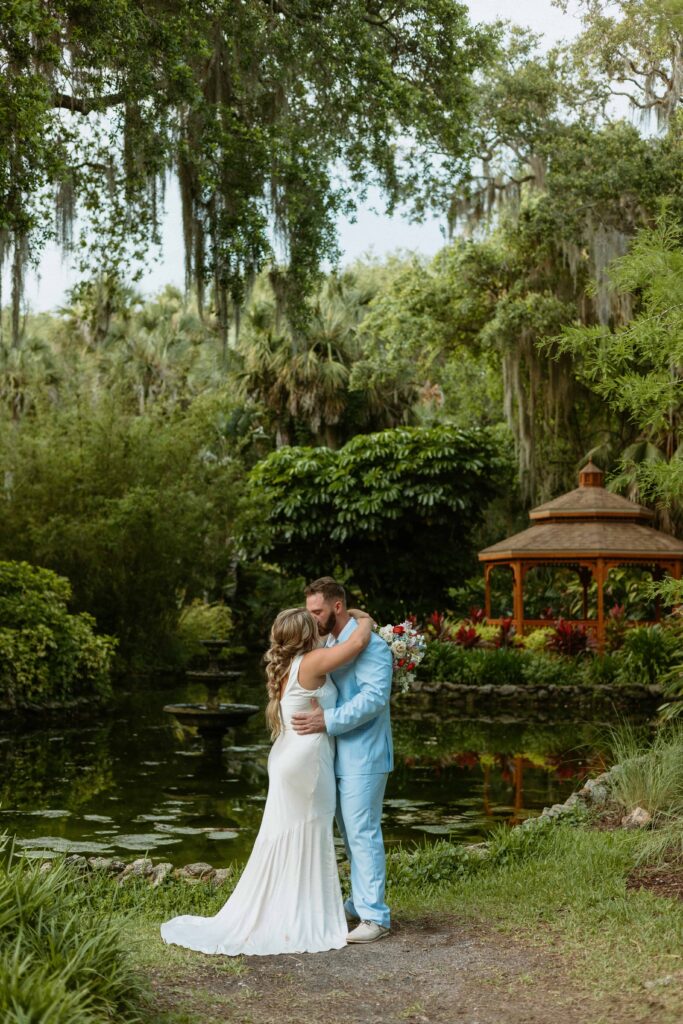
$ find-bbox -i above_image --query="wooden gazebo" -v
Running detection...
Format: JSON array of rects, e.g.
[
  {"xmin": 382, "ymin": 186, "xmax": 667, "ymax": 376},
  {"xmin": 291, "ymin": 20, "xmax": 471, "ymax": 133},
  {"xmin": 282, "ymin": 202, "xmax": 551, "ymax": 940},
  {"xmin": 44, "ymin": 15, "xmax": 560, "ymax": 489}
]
[{"xmin": 478, "ymin": 462, "xmax": 683, "ymax": 647}]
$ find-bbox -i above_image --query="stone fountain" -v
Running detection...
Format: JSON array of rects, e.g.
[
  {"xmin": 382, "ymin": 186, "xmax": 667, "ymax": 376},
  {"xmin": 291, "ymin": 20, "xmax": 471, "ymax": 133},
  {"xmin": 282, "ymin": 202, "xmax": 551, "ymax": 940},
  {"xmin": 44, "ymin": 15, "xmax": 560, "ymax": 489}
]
[{"xmin": 164, "ymin": 639, "xmax": 259, "ymax": 754}]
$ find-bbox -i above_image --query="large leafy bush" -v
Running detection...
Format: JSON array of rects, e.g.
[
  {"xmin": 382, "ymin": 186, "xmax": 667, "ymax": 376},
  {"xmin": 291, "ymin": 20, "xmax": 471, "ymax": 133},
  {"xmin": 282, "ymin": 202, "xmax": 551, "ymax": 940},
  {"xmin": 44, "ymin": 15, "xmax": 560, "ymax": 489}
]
[
  {"xmin": 244, "ymin": 425, "xmax": 511, "ymax": 615},
  {"xmin": 0, "ymin": 561, "xmax": 115, "ymax": 708}
]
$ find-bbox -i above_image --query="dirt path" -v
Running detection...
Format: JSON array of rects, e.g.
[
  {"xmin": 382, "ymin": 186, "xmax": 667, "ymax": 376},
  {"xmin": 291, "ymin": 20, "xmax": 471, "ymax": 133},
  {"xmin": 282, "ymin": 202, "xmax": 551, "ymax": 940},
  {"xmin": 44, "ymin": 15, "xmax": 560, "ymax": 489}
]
[{"xmin": 147, "ymin": 915, "xmax": 642, "ymax": 1024}]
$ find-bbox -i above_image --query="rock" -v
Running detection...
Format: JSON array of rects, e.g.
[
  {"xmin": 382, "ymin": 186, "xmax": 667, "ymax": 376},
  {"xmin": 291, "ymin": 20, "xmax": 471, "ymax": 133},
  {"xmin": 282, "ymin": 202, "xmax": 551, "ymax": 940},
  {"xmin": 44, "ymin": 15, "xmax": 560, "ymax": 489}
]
[
  {"xmin": 39, "ymin": 859, "xmax": 54, "ymax": 873},
  {"xmin": 88, "ymin": 857, "xmax": 113, "ymax": 872},
  {"xmin": 497, "ymin": 685, "xmax": 517, "ymax": 697},
  {"xmin": 464, "ymin": 843, "xmax": 489, "ymax": 860},
  {"xmin": 621, "ymin": 806, "xmax": 652, "ymax": 829},
  {"xmin": 564, "ymin": 793, "xmax": 579, "ymax": 808},
  {"xmin": 150, "ymin": 862, "xmax": 174, "ymax": 887},
  {"xmin": 110, "ymin": 859, "xmax": 127, "ymax": 875},
  {"xmin": 212, "ymin": 868, "xmax": 231, "ymax": 886},
  {"xmin": 587, "ymin": 784, "xmax": 609, "ymax": 807},
  {"xmin": 121, "ymin": 857, "xmax": 154, "ymax": 879},
  {"xmin": 180, "ymin": 861, "xmax": 216, "ymax": 881},
  {"xmin": 64, "ymin": 854, "xmax": 89, "ymax": 872}
]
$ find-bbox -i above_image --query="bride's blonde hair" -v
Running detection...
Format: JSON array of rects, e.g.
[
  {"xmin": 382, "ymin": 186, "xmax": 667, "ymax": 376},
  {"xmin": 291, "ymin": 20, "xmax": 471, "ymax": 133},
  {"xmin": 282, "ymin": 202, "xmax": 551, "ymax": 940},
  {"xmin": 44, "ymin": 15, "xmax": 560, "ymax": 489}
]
[{"xmin": 264, "ymin": 607, "xmax": 319, "ymax": 739}]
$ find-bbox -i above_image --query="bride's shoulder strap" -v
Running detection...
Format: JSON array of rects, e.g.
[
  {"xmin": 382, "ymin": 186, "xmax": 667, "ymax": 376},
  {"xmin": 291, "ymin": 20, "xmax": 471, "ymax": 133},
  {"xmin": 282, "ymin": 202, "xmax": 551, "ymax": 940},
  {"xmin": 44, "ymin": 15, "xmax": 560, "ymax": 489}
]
[{"xmin": 284, "ymin": 653, "xmax": 304, "ymax": 693}]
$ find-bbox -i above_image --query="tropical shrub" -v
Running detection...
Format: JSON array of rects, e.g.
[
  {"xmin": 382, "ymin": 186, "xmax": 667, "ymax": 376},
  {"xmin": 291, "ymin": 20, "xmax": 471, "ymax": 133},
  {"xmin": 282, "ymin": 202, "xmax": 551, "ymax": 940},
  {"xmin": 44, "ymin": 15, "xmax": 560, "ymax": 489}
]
[
  {"xmin": 469, "ymin": 648, "xmax": 525, "ymax": 686},
  {"xmin": 520, "ymin": 652, "xmax": 578, "ymax": 687},
  {"xmin": 0, "ymin": 561, "xmax": 115, "ymax": 709},
  {"xmin": 0, "ymin": 836, "xmax": 144, "ymax": 1023},
  {"xmin": 243, "ymin": 425, "xmax": 512, "ymax": 617},
  {"xmin": 418, "ymin": 641, "xmax": 476, "ymax": 684},
  {"xmin": 579, "ymin": 653, "xmax": 622, "ymax": 686},
  {"xmin": 616, "ymin": 625, "xmax": 681, "ymax": 685},
  {"xmin": 520, "ymin": 627, "xmax": 554, "ymax": 652}
]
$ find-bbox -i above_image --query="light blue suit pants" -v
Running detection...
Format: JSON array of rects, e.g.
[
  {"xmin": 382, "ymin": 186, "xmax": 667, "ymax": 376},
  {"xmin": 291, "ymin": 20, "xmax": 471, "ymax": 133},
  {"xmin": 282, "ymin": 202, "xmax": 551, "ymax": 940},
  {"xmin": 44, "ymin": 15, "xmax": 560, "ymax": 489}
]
[{"xmin": 336, "ymin": 772, "xmax": 390, "ymax": 929}]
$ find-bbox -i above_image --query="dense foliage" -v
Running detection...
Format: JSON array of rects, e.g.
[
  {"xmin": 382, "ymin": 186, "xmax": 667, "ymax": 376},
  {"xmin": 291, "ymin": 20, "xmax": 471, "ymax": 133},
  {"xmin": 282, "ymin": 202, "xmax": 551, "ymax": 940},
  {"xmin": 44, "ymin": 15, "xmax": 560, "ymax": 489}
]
[
  {"xmin": 419, "ymin": 619, "xmax": 683, "ymax": 689},
  {"xmin": 0, "ymin": 837, "xmax": 144, "ymax": 1023},
  {"xmin": 0, "ymin": 561, "xmax": 114, "ymax": 709},
  {"xmin": 0, "ymin": 0, "xmax": 681, "ymax": 670},
  {"xmin": 0, "ymin": 0, "xmax": 496, "ymax": 344},
  {"xmin": 245, "ymin": 425, "xmax": 511, "ymax": 615}
]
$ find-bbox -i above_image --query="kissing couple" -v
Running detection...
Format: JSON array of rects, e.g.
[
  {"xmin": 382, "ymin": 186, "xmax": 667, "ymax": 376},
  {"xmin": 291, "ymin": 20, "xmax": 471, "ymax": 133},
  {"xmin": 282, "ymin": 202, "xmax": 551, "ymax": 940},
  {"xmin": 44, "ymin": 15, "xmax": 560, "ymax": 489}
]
[{"xmin": 161, "ymin": 575, "xmax": 394, "ymax": 955}]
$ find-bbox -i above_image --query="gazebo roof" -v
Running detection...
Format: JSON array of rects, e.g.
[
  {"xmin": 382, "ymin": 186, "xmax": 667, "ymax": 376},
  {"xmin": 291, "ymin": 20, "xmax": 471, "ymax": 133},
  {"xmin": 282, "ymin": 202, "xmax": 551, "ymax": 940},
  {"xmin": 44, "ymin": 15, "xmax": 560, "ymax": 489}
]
[{"xmin": 479, "ymin": 462, "xmax": 683, "ymax": 563}]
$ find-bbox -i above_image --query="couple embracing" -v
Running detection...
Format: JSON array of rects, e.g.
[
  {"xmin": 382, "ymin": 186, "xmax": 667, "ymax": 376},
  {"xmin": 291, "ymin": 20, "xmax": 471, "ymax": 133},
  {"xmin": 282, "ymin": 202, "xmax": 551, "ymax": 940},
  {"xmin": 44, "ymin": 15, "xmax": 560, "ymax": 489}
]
[{"xmin": 161, "ymin": 576, "xmax": 394, "ymax": 955}]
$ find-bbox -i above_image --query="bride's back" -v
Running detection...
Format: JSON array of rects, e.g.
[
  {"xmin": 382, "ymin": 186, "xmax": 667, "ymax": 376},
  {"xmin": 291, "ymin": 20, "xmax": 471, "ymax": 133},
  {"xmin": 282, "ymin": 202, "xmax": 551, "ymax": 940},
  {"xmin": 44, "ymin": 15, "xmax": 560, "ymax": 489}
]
[{"xmin": 278, "ymin": 653, "xmax": 337, "ymax": 731}]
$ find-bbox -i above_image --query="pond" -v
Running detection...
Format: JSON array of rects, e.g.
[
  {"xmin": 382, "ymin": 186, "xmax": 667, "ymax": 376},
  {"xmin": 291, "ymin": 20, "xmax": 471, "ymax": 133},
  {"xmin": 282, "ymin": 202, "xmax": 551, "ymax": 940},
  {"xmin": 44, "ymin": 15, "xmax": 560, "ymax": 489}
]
[{"xmin": 0, "ymin": 674, "xmax": 636, "ymax": 866}]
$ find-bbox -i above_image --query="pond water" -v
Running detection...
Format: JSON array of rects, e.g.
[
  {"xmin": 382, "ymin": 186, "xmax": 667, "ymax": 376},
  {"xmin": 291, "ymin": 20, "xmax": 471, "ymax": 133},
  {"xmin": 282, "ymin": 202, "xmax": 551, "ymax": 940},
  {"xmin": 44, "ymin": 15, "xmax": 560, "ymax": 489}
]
[{"xmin": 0, "ymin": 675, "xmax": 633, "ymax": 865}]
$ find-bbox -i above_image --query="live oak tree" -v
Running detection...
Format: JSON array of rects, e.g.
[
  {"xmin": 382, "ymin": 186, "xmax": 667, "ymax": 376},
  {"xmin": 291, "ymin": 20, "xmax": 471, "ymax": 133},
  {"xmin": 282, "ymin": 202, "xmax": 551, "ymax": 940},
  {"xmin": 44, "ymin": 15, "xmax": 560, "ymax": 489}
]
[{"xmin": 0, "ymin": 1, "xmax": 497, "ymax": 349}]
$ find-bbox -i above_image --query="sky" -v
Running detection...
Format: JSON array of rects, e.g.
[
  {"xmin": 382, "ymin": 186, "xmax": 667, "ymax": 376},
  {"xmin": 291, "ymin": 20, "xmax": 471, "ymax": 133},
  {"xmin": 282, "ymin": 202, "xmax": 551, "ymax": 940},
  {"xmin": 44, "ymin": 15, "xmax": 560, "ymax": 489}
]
[{"xmin": 8, "ymin": 1, "xmax": 584, "ymax": 312}]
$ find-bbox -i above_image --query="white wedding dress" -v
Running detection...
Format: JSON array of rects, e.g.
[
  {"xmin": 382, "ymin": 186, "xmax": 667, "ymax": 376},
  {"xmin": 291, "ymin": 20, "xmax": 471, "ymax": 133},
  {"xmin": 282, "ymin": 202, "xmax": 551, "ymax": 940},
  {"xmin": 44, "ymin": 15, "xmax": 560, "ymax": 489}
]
[{"xmin": 160, "ymin": 654, "xmax": 347, "ymax": 955}]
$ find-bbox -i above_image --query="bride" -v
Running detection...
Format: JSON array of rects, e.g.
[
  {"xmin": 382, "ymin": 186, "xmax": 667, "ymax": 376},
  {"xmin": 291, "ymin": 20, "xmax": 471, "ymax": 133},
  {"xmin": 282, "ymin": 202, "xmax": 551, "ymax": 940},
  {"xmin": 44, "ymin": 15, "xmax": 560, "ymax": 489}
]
[{"xmin": 160, "ymin": 605, "xmax": 373, "ymax": 956}]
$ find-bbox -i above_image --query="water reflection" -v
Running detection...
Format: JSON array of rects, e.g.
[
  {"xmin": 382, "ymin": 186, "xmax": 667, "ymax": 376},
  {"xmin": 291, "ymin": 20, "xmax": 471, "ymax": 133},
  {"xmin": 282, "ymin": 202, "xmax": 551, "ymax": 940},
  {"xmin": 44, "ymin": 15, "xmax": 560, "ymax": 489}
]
[{"xmin": 0, "ymin": 679, "xmax": 632, "ymax": 865}]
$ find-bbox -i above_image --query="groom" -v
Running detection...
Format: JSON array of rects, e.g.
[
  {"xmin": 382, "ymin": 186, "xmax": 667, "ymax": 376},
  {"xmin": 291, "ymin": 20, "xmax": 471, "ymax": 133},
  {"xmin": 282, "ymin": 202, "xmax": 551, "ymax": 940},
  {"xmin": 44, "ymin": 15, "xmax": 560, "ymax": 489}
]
[{"xmin": 292, "ymin": 576, "xmax": 393, "ymax": 943}]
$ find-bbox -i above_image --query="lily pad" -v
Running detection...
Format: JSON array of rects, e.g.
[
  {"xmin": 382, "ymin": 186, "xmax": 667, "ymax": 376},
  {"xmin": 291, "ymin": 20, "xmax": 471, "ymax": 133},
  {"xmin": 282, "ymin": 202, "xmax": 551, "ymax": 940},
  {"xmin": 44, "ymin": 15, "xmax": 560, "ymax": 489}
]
[
  {"xmin": 411, "ymin": 824, "xmax": 453, "ymax": 835},
  {"xmin": 15, "ymin": 836, "xmax": 114, "ymax": 854},
  {"xmin": 83, "ymin": 814, "xmax": 113, "ymax": 823},
  {"xmin": 206, "ymin": 830, "xmax": 238, "ymax": 841},
  {"xmin": 114, "ymin": 834, "xmax": 181, "ymax": 850},
  {"xmin": 29, "ymin": 809, "xmax": 71, "ymax": 819}
]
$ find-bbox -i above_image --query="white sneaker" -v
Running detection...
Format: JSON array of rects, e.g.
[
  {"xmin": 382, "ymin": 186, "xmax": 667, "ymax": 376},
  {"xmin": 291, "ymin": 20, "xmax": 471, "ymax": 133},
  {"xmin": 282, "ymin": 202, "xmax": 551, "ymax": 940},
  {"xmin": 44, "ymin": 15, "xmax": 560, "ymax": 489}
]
[{"xmin": 347, "ymin": 920, "xmax": 390, "ymax": 943}]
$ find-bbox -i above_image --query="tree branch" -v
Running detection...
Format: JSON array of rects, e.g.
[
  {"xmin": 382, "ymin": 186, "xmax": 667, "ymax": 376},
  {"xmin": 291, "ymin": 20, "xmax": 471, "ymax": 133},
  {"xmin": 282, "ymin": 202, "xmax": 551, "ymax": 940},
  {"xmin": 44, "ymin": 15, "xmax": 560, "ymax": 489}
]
[{"xmin": 52, "ymin": 91, "xmax": 125, "ymax": 114}]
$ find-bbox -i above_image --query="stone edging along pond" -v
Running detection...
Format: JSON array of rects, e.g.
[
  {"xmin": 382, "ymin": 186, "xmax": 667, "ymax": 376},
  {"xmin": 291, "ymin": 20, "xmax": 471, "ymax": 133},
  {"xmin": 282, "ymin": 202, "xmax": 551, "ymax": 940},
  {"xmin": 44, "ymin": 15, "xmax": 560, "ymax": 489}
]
[
  {"xmin": 400, "ymin": 680, "xmax": 662, "ymax": 715},
  {"xmin": 40, "ymin": 767, "xmax": 623, "ymax": 887}
]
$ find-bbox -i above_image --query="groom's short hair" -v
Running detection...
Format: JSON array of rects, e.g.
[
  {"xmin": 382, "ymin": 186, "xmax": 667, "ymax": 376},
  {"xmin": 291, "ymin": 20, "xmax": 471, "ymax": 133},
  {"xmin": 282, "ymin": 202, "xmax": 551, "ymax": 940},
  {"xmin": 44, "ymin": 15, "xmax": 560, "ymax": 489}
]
[{"xmin": 304, "ymin": 576, "xmax": 347, "ymax": 605}]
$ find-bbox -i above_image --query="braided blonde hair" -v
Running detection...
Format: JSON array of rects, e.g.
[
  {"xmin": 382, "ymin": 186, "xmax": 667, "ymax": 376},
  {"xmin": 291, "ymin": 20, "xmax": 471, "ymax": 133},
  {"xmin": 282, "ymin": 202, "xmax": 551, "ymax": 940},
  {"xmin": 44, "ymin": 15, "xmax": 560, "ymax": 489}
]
[{"xmin": 264, "ymin": 607, "xmax": 319, "ymax": 739}]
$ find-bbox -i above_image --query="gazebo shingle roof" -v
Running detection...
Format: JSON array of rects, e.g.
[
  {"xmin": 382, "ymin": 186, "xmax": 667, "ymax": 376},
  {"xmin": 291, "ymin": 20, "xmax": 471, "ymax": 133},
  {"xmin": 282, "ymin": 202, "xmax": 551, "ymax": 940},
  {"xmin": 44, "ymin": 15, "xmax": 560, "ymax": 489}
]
[
  {"xmin": 479, "ymin": 461, "xmax": 683, "ymax": 562},
  {"xmin": 479, "ymin": 520, "xmax": 683, "ymax": 560}
]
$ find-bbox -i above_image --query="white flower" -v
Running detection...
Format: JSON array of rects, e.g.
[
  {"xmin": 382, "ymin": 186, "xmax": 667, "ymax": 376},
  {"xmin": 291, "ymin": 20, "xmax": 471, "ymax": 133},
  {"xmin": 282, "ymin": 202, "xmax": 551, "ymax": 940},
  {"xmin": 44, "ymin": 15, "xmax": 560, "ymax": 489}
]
[
  {"xmin": 379, "ymin": 626, "xmax": 394, "ymax": 642},
  {"xmin": 392, "ymin": 640, "xmax": 407, "ymax": 657}
]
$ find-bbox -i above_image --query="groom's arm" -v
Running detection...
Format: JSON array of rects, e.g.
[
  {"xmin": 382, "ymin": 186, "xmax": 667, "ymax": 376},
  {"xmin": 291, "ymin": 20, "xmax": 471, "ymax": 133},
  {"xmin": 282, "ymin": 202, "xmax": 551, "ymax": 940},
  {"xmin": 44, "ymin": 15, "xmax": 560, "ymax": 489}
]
[{"xmin": 323, "ymin": 638, "xmax": 392, "ymax": 737}]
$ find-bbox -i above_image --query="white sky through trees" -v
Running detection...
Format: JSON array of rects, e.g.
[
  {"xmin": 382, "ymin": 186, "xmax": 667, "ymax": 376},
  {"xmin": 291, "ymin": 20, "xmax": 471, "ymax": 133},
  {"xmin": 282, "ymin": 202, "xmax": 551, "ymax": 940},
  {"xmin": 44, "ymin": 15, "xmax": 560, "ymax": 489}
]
[{"xmin": 8, "ymin": 1, "xmax": 582, "ymax": 312}]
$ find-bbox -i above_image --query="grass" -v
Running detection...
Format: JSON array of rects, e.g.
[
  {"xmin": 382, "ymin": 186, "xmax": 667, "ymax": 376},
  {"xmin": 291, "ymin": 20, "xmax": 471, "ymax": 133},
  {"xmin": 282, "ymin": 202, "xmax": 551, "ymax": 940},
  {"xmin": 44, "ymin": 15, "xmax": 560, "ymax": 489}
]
[
  {"xmin": 607, "ymin": 722, "xmax": 683, "ymax": 821},
  {"xmin": 389, "ymin": 824, "xmax": 683, "ymax": 1020},
  {"xmin": 73, "ymin": 818, "xmax": 681, "ymax": 1023},
  {"xmin": 5, "ymin": 723, "xmax": 683, "ymax": 1022},
  {"xmin": 0, "ymin": 833, "xmax": 146, "ymax": 1024}
]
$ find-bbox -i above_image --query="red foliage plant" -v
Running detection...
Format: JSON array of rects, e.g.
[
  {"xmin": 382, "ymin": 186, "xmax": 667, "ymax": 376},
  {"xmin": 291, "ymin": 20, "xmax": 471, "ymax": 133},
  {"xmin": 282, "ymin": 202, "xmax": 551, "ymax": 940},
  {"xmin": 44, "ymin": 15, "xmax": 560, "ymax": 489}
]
[
  {"xmin": 546, "ymin": 618, "xmax": 593, "ymax": 657},
  {"xmin": 494, "ymin": 616, "xmax": 516, "ymax": 648},
  {"xmin": 454, "ymin": 624, "xmax": 480, "ymax": 648}
]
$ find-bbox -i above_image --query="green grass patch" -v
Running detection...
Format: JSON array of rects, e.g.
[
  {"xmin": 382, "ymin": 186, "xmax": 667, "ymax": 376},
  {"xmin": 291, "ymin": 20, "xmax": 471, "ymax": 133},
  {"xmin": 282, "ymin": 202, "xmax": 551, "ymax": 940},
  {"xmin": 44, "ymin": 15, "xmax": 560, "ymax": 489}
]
[{"xmin": 390, "ymin": 823, "xmax": 683, "ymax": 1018}]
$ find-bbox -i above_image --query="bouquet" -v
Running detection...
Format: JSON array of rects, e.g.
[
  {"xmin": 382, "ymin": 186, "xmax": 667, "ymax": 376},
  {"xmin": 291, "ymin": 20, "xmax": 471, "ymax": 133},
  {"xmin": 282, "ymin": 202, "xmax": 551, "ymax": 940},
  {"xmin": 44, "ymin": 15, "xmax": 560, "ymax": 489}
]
[{"xmin": 375, "ymin": 621, "xmax": 426, "ymax": 693}]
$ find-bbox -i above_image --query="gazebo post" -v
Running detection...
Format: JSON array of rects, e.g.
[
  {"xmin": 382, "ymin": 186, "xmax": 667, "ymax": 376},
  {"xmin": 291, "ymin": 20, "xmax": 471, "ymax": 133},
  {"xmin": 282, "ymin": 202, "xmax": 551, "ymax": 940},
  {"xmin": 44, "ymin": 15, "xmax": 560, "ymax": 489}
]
[
  {"xmin": 484, "ymin": 565, "xmax": 492, "ymax": 620},
  {"xmin": 596, "ymin": 558, "xmax": 605, "ymax": 651},
  {"xmin": 512, "ymin": 561, "xmax": 524, "ymax": 637}
]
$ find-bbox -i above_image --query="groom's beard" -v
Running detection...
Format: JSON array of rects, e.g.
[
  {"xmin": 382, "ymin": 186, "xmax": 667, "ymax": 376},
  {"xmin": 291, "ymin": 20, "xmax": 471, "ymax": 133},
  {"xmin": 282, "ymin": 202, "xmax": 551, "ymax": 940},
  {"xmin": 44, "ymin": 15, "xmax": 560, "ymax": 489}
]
[{"xmin": 317, "ymin": 610, "xmax": 336, "ymax": 636}]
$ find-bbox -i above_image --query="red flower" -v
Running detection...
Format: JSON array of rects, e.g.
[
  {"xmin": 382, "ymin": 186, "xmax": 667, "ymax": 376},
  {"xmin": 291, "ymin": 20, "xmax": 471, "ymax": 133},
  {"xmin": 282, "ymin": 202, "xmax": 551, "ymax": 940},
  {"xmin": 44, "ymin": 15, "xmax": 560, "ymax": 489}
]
[
  {"xmin": 407, "ymin": 662, "xmax": 415, "ymax": 671},
  {"xmin": 397, "ymin": 658, "xmax": 406, "ymax": 667},
  {"xmin": 393, "ymin": 625, "xmax": 405, "ymax": 635}
]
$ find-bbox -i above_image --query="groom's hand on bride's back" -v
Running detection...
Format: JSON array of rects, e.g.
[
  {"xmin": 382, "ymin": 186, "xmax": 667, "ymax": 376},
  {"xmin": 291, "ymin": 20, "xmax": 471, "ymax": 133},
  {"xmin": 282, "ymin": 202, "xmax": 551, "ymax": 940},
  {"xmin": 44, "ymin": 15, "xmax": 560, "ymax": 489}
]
[{"xmin": 291, "ymin": 698, "xmax": 326, "ymax": 735}]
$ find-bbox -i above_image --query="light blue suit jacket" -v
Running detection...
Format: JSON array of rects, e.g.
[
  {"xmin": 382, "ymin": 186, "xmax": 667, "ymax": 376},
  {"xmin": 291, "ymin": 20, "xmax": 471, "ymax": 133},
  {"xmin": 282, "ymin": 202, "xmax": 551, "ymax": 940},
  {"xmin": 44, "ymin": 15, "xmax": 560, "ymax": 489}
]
[{"xmin": 323, "ymin": 618, "xmax": 394, "ymax": 778}]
